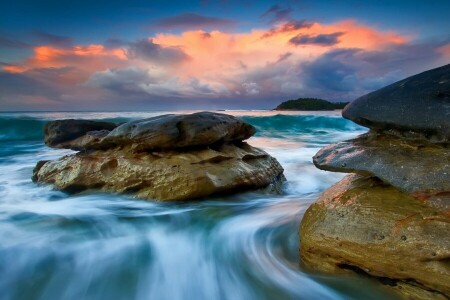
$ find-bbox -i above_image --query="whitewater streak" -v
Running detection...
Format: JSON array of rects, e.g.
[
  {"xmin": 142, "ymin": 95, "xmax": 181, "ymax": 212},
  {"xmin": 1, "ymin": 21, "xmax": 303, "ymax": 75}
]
[{"xmin": 0, "ymin": 111, "xmax": 398, "ymax": 299}]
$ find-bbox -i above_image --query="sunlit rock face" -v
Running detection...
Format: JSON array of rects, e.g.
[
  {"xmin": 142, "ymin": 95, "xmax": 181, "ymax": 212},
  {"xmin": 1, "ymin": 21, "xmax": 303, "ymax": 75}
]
[
  {"xmin": 300, "ymin": 64, "xmax": 450, "ymax": 299},
  {"xmin": 33, "ymin": 112, "xmax": 284, "ymax": 201}
]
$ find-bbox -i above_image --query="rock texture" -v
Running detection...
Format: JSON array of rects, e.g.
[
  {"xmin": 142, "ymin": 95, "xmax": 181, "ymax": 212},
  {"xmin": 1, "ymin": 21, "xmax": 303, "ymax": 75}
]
[
  {"xmin": 313, "ymin": 132, "xmax": 450, "ymax": 194},
  {"xmin": 342, "ymin": 63, "xmax": 450, "ymax": 142},
  {"xmin": 301, "ymin": 65, "xmax": 450, "ymax": 299},
  {"xmin": 300, "ymin": 174, "xmax": 450, "ymax": 299},
  {"xmin": 33, "ymin": 112, "xmax": 284, "ymax": 201},
  {"xmin": 103, "ymin": 112, "xmax": 256, "ymax": 151}
]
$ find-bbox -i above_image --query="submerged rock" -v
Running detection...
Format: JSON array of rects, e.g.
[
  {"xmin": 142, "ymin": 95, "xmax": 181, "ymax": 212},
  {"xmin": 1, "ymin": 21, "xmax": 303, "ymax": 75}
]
[
  {"xmin": 300, "ymin": 174, "xmax": 450, "ymax": 299},
  {"xmin": 343, "ymin": 64, "xmax": 450, "ymax": 141},
  {"xmin": 33, "ymin": 112, "xmax": 284, "ymax": 201},
  {"xmin": 313, "ymin": 132, "xmax": 450, "ymax": 194}
]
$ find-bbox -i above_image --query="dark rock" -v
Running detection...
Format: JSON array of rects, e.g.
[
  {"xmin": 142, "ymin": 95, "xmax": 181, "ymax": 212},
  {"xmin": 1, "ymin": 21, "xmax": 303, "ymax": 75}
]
[
  {"xmin": 45, "ymin": 119, "xmax": 117, "ymax": 148},
  {"xmin": 343, "ymin": 64, "xmax": 450, "ymax": 141},
  {"xmin": 103, "ymin": 112, "xmax": 256, "ymax": 151},
  {"xmin": 313, "ymin": 132, "xmax": 450, "ymax": 194}
]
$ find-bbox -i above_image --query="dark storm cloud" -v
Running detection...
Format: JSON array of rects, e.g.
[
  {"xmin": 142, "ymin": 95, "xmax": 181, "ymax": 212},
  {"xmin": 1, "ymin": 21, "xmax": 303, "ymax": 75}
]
[
  {"xmin": 152, "ymin": 13, "xmax": 236, "ymax": 29},
  {"xmin": 289, "ymin": 32, "xmax": 344, "ymax": 46},
  {"xmin": 127, "ymin": 39, "xmax": 189, "ymax": 64},
  {"xmin": 32, "ymin": 31, "xmax": 73, "ymax": 47},
  {"xmin": 85, "ymin": 67, "xmax": 229, "ymax": 99},
  {"xmin": 261, "ymin": 20, "xmax": 313, "ymax": 38},
  {"xmin": 260, "ymin": 4, "xmax": 293, "ymax": 24}
]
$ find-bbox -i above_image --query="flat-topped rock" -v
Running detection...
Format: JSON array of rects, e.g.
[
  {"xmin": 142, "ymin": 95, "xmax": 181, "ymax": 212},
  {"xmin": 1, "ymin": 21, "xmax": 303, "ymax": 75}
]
[
  {"xmin": 33, "ymin": 142, "xmax": 284, "ymax": 201},
  {"xmin": 343, "ymin": 64, "xmax": 450, "ymax": 141},
  {"xmin": 45, "ymin": 119, "xmax": 117, "ymax": 150},
  {"xmin": 313, "ymin": 132, "xmax": 450, "ymax": 194},
  {"xmin": 44, "ymin": 112, "xmax": 256, "ymax": 151},
  {"xmin": 300, "ymin": 174, "xmax": 450, "ymax": 299},
  {"xmin": 103, "ymin": 112, "xmax": 256, "ymax": 151}
]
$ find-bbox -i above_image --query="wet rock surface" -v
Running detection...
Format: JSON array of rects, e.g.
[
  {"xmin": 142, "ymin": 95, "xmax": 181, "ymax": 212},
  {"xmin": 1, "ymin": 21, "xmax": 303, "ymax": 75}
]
[
  {"xmin": 33, "ymin": 112, "xmax": 284, "ymax": 201},
  {"xmin": 342, "ymin": 64, "xmax": 450, "ymax": 141},
  {"xmin": 300, "ymin": 174, "xmax": 450, "ymax": 299}
]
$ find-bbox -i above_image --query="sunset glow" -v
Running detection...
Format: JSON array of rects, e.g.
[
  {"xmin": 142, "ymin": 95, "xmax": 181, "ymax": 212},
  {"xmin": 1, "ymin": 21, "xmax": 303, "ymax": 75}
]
[{"xmin": 1, "ymin": 0, "xmax": 449, "ymax": 110}]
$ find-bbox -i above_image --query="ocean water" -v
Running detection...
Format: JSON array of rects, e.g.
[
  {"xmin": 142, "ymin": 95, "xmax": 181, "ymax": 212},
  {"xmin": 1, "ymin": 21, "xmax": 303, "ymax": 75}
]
[{"xmin": 0, "ymin": 110, "xmax": 399, "ymax": 300}]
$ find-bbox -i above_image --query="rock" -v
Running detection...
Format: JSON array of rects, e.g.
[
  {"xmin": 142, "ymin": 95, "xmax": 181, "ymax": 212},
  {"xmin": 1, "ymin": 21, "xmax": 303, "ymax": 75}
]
[
  {"xmin": 102, "ymin": 112, "xmax": 256, "ymax": 151},
  {"xmin": 300, "ymin": 174, "xmax": 450, "ymax": 299},
  {"xmin": 34, "ymin": 112, "xmax": 280, "ymax": 201},
  {"xmin": 33, "ymin": 142, "xmax": 284, "ymax": 201},
  {"xmin": 342, "ymin": 64, "xmax": 450, "ymax": 141},
  {"xmin": 45, "ymin": 119, "xmax": 117, "ymax": 150},
  {"xmin": 313, "ymin": 132, "xmax": 450, "ymax": 194}
]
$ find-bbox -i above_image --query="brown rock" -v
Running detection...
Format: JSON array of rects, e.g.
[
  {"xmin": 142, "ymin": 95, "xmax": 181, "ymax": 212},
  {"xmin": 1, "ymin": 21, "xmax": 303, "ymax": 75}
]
[
  {"xmin": 313, "ymin": 132, "xmax": 450, "ymax": 195},
  {"xmin": 300, "ymin": 174, "xmax": 450, "ymax": 299},
  {"xmin": 33, "ymin": 142, "xmax": 284, "ymax": 201}
]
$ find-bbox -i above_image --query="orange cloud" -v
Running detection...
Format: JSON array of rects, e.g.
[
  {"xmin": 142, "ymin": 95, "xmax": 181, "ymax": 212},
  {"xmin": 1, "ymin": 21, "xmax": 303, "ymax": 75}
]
[
  {"xmin": 2, "ymin": 19, "xmax": 417, "ymax": 102},
  {"xmin": 2, "ymin": 65, "xmax": 27, "ymax": 73}
]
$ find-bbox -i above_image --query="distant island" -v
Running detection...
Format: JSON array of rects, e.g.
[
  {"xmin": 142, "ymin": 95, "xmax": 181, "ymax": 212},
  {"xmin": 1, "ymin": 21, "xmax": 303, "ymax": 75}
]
[{"xmin": 275, "ymin": 98, "xmax": 349, "ymax": 111}]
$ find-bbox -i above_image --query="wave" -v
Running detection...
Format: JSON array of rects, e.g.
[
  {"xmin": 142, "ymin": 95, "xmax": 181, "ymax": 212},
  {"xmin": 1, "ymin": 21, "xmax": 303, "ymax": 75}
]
[
  {"xmin": 0, "ymin": 116, "xmax": 131, "ymax": 142},
  {"xmin": 242, "ymin": 114, "xmax": 365, "ymax": 138},
  {"xmin": 0, "ymin": 117, "xmax": 47, "ymax": 141},
  {"xmin": 0, "ymin": 113, "xmax": 365, "ymax": 142}
]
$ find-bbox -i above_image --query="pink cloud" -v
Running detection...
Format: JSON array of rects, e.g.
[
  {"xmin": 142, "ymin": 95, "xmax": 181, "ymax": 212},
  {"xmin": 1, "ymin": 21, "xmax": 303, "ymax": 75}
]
[{"xmin": 1, "ymin": 19, "xmax": 446, "ymax": 110}]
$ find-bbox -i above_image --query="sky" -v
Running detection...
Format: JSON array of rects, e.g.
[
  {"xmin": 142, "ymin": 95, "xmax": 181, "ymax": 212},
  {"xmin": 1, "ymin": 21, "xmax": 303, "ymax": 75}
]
[{"xmin": 0, "ymin": 0, "xmax": 449, "ymax": 111}]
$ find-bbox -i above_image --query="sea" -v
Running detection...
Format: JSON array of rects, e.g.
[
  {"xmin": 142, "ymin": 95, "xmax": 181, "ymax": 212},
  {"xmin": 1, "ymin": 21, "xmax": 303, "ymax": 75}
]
[{"xmin": 0, "ymin": 110, "xmax": 400, "ymax": 300}]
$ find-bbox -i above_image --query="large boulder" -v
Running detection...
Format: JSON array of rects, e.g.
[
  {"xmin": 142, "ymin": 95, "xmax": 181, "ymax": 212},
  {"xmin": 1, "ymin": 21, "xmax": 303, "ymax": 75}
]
[
  {"xmin": 342, "ymin": 64, "xmax": 450, "ymax": 141},
  {"xmin": 313, "ymin": 132, "xmax": 450, "ymax": 194},
  {"xmin": 300, "ymin": 174, "xmax": 450, "ymax": 299},
  {"xmin": 33, "ymin": 143, "xmax": 284, "ymax": 201},
  {"xmin": 33, "ymin": 112, "xmax": 284, "ymax": 201}
]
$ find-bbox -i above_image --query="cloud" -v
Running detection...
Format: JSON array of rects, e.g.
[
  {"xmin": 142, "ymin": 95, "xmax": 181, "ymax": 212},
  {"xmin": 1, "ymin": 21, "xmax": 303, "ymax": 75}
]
[
  {"xmin": 152, "ymin": 13, "xmax": 236, "ymax": 30},
  {"xmin": 85, "ymin": 67, "xmax": 230, "ymax": 99},
  {"xmin": 0, "ymin": 35, "xmax": 31, "ymax": 49},
  {"xmin": 260, "ymin": 5, "xmax": 293, "ymax": 24},
  {"xmin": 290, "ymin": 32, "xmax": 345, "ymax": 46},
  {"xmin": 242, "ymin": 82, "xmax": 260, "ymax": 95},
  {"xmin": 2, "ymin": 18, "xmax": 449, "ymax": 110},
  {"xmin": 32, "ymin": 31, "xmax": 73, "ymax": 47},
  {"xmin": 127, "ymin": 39, "xmax": 189, "ymax": 65},
  {"xmin": 261, "ymin": 20, "xmax": 313, "ymax": 38}
]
